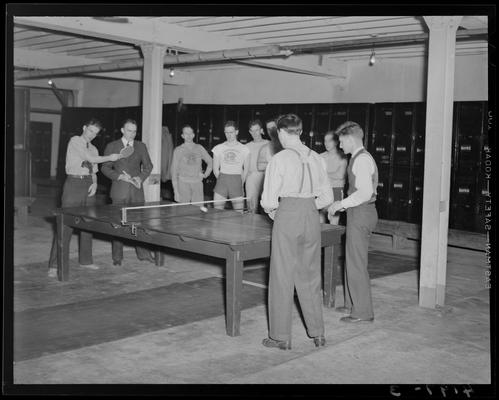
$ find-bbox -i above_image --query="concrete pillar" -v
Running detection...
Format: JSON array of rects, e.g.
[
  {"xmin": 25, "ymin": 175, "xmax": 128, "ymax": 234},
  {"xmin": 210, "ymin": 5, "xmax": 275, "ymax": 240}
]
[
  {"xmin": 140, "ymin": 43, "xmax": 166, "ymax": 201},
  {"xmin": 419, "ymin": 16, "xmax": 462, "ymax": 308}
]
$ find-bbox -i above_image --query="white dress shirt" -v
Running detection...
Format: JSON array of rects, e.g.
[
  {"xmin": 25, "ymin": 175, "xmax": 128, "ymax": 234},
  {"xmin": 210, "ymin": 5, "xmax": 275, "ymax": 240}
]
[
  {"xmin": 65, "ymin": 135, "xmax": 98, "ymax": 175},
  {"xmin": 121, "ymin": 137, "xmax": 134, "ymax": 147},
  {"xmin": 260, "ymin": 144, "xmax": 334, "ymax": 211}
]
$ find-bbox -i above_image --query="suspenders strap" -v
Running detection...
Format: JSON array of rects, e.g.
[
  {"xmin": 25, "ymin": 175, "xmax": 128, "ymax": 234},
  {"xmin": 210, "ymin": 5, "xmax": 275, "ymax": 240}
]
[{"xmin": 287, "ymin": 148, "xmax": 314, "ymax": 194}]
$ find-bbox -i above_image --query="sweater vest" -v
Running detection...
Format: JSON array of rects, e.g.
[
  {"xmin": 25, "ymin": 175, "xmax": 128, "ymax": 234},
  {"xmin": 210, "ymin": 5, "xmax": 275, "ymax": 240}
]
[{"xmin": 347, "ymin": 148, "xmax": 378, "ymax": 204}]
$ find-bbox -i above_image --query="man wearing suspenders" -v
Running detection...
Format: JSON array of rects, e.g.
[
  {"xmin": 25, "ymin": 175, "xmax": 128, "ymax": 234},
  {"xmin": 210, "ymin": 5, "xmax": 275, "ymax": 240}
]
[
  {"xmin": 260, "ymin": 114, "xmax": 334, "ymax": 350},
  {"xmin": 328, "ymin": 121, "xmax": 379, "ymax": 323}
]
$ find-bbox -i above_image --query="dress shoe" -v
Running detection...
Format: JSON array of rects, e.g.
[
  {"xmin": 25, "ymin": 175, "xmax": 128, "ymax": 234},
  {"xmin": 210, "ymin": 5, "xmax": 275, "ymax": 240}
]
[
  {"xmin": 335, "ymin": 306, "xmax": 352, "ymax": 314},
  {"xmin": 80, "ymin": 263, "xmax": 99, "ymax": 270},
  {"xmin": 312, "ymin": 335, "xmax": 326, "ymax": 347},
  {"xmin": 262, "ymin": 337, "xmax": 291, "ymax": 350},
  {"xmin": 340, "ymin": 316, "xmax": 374, "ymax": 323},
  {"xmin": 113, "ymin": 260, "xmax": 122, "ymax": 266}
]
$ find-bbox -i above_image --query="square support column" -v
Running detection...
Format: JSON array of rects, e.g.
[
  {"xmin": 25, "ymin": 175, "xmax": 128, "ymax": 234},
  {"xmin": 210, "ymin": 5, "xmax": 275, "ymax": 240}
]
[
  {"xmin": 419, "ymin": 16, "xmax": 462, "ymax": 308},
  {"xmin": 140, "ymin": 43, "xmax": 166, "ymax": 202}
]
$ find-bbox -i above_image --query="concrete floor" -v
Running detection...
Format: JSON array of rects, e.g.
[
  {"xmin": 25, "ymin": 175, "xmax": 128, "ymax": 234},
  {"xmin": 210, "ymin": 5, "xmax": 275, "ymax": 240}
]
[{"xmin": 9, "ymin": 193, "xmax": 492, "ymax": 386}]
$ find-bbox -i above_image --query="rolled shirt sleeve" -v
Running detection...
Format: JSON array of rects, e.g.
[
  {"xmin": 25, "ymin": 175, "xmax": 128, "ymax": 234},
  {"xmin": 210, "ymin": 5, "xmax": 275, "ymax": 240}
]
[
  {"xmin": 340, "ymin": 154, "xmax": 374, "ymax": 209},
  {"xmin": 260, "ymin": 157, "xmax": 282, "ymax": 211}
]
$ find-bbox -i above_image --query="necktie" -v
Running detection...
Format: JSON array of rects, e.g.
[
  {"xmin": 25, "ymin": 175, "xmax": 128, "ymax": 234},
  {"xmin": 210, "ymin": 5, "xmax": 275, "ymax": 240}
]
[{"xmin": 86, "ymin": 142, "xmax": 89, "ymax": 149}]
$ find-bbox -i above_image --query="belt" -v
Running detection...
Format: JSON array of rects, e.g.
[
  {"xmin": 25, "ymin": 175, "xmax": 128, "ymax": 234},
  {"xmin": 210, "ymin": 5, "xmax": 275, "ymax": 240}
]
[{"xmin": 68, "ymin": 174, "xmax": 92, "ymax": 179}]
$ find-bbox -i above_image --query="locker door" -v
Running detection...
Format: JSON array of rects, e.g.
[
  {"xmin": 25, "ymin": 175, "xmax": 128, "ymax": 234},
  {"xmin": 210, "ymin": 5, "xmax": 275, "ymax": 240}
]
[
  {"xmin": 314, "ymin": 104, "xmax": 331, "ymax": 153},
  {"xmin": 237, "ymin": 105, "xmax": 253, "ymax": 144},
  {"xmin": 391, "ymin": 166, "xmax": 411, "ymax": 221},
  {"xmin": 197, "ymin": 105, "xmax": 211, "ymax": 149},
  {"xmin": 163, "ymin": 103, "xmax": 178, "ymax": 145},
  {"xmin": 330, "ymin": 104, "xmax": 348, "ymax": 133},
  {"xmin": 210, "ymin": 105, "xmax": 226, "ymax": 148},
  {"xmin": 375, "ymin": 166, "xmax": 390, "ymax": 220},
  {"xmin": 409, "ymin": 170, "xmax": 424, "ymax": 224},
  {"xmin": 450, "ymin": 102, "xmax": 485, "ymax": 232},
  {"xmin": 371, "ymin": 103, "xmax": 394, "ymax": 168},
  {"xmin": 392, "ymin": 103, "xmax": 413, "ymax": 167},
  {"xmin": 348, "ymin": 103, "xmax": 370, "ymax": 147},
  {"xmin": 412, "ymin": 103, "xmax": 426, "ymax": 170}
]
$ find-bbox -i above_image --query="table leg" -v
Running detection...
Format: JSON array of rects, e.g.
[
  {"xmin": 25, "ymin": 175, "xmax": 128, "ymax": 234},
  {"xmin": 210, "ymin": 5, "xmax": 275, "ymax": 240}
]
[
  {"xmin": 323, "ymin": 244, "xmax": 339, "ymax": 308},
  {"xmin": 225, "ymin": 250, "xmax": 243, "ymax": 337},
  {"xmin": 56, "ymin": 213, "xmax": 70, "ymax": 281},
  {"xmin": 154, "ymin": 250, "xmax": 165, "ymax": 266}
]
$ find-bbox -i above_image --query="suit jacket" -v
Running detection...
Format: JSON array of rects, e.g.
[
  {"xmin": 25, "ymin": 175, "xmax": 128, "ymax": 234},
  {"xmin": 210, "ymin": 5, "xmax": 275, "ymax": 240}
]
[{"xmin": 101, "ymin": 139, "xmax": 153, "ymax": 201}]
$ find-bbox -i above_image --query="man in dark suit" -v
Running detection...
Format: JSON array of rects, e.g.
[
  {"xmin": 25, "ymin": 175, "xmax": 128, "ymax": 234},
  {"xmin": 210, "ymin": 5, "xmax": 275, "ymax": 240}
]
[{"xmin": 101, "ymin": 119, "xmax": 155, "ymax": 265}]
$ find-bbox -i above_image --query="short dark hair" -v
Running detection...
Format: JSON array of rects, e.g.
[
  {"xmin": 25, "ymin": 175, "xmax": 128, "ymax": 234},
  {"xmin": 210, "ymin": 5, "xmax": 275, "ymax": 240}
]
[
  {"xmin": 266, "ymin": 116, "xmax": 278, "ymax": 126},
  {"xmin": 276, "ymin": 113, "xmax": 302, "ymax": 136},
  {"xmin": 335, "ymin": 121, "xmax": 364, "ymax": 139},
  {"xmin": 181, "ymin": 124, "xmax": 193, "ymax": 132},
  {"xmin": 224, "ymin": 120, "xmax": 238, "ymax": 130},
  {"xmin": 122, "ymin": 118, "xmax": 137, "ymax": 128},
  {"xmin": 84, "ymin": 118, "xmax": 103, "ymax": 129},
  {"xmin": 324, "ymin": 131, "xmax": 339, "ymax": 143},
  {"xmin": 248, "ymin": 119, "xmax": 262, "ymax": 129}
]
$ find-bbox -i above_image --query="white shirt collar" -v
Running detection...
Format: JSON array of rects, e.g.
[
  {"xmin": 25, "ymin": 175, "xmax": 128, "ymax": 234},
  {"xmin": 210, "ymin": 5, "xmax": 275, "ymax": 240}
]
[
  {"xmin": 121, "ymin": 137, "xmax": 133, "ymax": 147},
  {"xmin": 351, "ymin": 146, "xmax": 364, "ymax": 158}
]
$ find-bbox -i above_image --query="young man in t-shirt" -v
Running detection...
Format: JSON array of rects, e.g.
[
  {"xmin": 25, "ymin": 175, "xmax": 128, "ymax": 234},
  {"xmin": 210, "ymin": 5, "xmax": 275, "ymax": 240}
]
[
  {"xmin": 212, "ymin": 120, "xmax": 250, "ymax": 211},
  {"xmin": 244, "ymin": 119, "xmax": 269, "ymax": 213},
  {"xmin": 171, "ymin": 125, "xmax": 213, "ymax": 203}
]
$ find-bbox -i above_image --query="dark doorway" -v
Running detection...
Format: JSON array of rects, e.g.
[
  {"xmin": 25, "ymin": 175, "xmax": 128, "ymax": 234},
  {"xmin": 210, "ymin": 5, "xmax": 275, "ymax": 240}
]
[{"xmin": 30, "ymin": 121, "xmax": 52, "ymax": 179}]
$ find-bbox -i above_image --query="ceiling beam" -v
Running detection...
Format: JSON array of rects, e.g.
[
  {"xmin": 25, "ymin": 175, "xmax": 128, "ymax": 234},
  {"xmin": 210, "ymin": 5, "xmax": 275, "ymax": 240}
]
[
  {"xmin": 14, "ymin": 47, "xmax": 109, "ymax": 69},
  {"xmin": 14, "ymin": 44, "xmax": 285, "ymax": 81},
  {"xmin": 13, "ymin": 16, "xmax": 346, "ymax": 78}
]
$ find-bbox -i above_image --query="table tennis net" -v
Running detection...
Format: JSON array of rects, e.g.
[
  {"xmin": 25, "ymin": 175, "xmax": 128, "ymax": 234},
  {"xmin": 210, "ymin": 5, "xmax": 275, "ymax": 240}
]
[{"xmin": 121, "ymin": 201, "xmax": 249, "ymax": 224}]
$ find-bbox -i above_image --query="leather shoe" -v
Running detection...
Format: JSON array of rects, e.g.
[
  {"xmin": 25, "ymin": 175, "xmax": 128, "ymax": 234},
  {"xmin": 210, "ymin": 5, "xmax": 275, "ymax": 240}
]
[
  {"xmin": 313, "ymin": 335, "xmax": 326, "ymax": 347},
  {"xmin": 340, "ymin": 316, "xmax": 374, "ymax": 323},
  {"xmin": 335, "ymin": 306, "xmax": 352, "ymax": 314},
  {"xmin": 262, "ymin": 337, "xmax": 291, "ymax": 350},
  {"xmin": 113, "ymin": 260, "xmax": 122, "ymax": 266}
]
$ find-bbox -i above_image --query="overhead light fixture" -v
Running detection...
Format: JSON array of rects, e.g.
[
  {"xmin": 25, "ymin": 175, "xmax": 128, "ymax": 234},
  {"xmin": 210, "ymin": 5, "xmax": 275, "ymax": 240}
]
[
  {"xmin": 47, "ymin": 79, "xmax": 67, "ymax": 107},
  {"xmin": 169, "ymin": 68, "xmax": 175, "ymax": 77}
]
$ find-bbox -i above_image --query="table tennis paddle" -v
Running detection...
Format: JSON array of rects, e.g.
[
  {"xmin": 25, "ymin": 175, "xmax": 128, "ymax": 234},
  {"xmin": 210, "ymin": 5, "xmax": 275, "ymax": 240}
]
[{"xmin": 120, "ymin": 146, "xmax": 134, "ymax": 158}]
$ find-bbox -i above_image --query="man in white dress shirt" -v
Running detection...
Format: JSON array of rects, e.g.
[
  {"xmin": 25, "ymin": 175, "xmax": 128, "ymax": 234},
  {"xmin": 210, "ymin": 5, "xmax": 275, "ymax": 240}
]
[
  {"xmin": 260, "ymin": 113, "xmax": 333, "ymax": 350},
  {"xmin": 328, "ymin": 121, "xmax": 379, "ymax": 323}
]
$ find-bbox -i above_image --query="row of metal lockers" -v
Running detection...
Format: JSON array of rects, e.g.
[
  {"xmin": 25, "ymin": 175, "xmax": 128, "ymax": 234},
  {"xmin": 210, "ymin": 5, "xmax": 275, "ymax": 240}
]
[{"xmin": 58, "ymin": 101, "xmax": 489, "ymax": 233}]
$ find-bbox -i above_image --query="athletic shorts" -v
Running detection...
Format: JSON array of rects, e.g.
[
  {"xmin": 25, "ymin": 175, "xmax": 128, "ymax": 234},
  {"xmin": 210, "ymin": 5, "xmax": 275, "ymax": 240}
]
[{"xmin": 214, "ymin": 173, "xmax": 243, "ymax": 198}]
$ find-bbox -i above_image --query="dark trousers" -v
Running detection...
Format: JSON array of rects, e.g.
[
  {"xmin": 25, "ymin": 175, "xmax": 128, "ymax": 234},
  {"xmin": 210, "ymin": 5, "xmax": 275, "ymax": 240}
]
[
  {"xmin": 268, "ymin": 197, "xmax": 324, "ymax": 341},
  {"xmin": 48, "ymin": 176, "xmax": 95, "ymax": 268},
  {"xmin": 111, "ymin": 184, "xmax": 152, "ymax": 262},
  {"xmin": 344, "ymin": 203, "xmax": 378, "ymax": 319}
]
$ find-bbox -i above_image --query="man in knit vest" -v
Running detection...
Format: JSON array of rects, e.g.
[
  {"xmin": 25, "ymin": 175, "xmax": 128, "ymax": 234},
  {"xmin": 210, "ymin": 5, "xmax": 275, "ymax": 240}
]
[{"xmin": 328, "ymin": 121, "xmax": 379, "ymax": 323}]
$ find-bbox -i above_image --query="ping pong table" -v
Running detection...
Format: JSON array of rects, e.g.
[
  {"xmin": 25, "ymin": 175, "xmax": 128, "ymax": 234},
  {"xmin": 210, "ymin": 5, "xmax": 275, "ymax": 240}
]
[{"xmin": 54, "ymin": 202, "xmax": 344, "ymax": 336}]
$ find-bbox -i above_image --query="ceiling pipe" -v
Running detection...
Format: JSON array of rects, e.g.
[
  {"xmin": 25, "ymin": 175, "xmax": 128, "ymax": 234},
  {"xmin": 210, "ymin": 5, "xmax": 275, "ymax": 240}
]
[
  {"xmin": 284, "ymin": 28, "xmax": 488, "ymax": 55},
  {"xmin": 14, "ymin": 44, "xmax": 284, "ymax": 81},
  {"xmin": 14, "ymin": 28, "xmax": 487, "ymax": 81}
]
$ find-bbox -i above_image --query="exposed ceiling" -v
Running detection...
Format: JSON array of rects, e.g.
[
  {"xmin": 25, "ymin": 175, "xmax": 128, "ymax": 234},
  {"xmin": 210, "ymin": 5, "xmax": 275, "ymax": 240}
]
[{"xmin": 13, "ymin": 16, "xmax": 488, "ymax": 82}]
